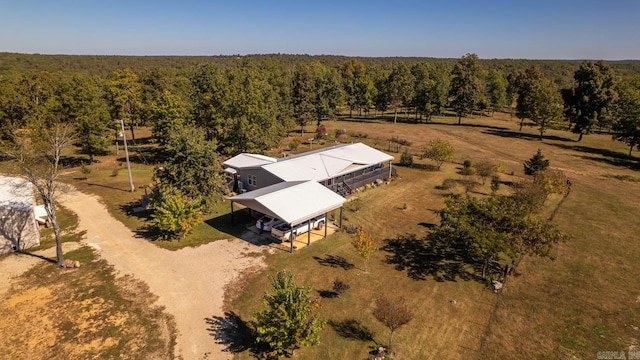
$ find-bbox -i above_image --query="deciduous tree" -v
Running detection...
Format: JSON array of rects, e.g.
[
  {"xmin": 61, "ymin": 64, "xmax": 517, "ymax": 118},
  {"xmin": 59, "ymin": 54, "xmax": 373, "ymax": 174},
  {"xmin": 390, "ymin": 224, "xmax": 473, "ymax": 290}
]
[
  {"xmin": 486, "ymin": 69, "xmax": 508, "ymax": 115},
  {"xmin": 153, "ymin": 127, "xmax": 225, "ymax": 211},
  {"xmin": 563, "ymin": 61, "xmax": 617, "ymax": 141},
  {"xmin": 151, "ymin": 188, "xmax": 203, "ymax": 239},
  {"xmin": 449, "ymin": 53, "xmax": 484, "ymax": 124},
  {"xmin": 352, "ymin": 227, "xmax": 377, "ymax": 272},
  {"xmin": 373, "ymin": 295, "xmax": 414, "ymax": 351},
  {"xmin": 2, "ymin": 118, "xmax": 75, "ymax": 266},
  {"xmin": 421, "ymin": 139, "xmax": 455, "ymax": 170},
  {"xmin": 387, "ymin": 63, "xmax": 414, "ymax": 123},
  {"xmin": 612, "ymin": 77, "xmax": 640, "ymax": 156}
]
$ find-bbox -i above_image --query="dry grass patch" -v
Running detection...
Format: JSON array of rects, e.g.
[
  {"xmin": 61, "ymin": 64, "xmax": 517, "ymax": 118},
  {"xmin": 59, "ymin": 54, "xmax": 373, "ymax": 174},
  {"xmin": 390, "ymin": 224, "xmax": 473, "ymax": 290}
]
[{"xmin": 0, "ymin": 246, "xmax": 177, "ymax": 359}]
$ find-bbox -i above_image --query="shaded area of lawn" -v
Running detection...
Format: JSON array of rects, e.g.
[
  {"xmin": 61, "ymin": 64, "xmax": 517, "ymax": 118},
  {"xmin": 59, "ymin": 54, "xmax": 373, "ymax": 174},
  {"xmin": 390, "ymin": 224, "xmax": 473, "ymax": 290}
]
[{"xmin": 382, "ymin": 233, "xmax": 485, "ymax": 283}]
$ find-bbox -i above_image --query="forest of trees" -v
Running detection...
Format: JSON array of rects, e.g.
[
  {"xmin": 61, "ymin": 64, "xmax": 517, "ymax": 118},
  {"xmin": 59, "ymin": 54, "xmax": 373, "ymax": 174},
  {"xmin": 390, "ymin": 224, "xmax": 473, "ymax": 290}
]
[{"xmin": 2, "ymin": 52, "xmax": 640, "ymax": 161}]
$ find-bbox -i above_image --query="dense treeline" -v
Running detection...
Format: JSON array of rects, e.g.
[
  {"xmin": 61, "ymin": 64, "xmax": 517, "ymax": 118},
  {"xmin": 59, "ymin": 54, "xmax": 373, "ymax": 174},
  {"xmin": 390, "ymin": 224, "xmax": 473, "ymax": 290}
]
[
  {"xmin": 2, "ymin": 53, "xmax": 640, "ymax": 161},
  {"xmin": 2, "ymin": 52, "xmax": 640, "ymax": 84}
]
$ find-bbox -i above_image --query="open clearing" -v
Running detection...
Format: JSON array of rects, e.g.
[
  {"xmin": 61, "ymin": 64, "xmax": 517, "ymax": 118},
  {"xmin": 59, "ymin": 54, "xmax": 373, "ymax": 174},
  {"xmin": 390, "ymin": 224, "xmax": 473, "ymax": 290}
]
[
  {"xmin": 1, "ymin": 112, "xmax": 638, "ymax": 359},
  {"xmin": 227, "ymin": 113, "xmax": 640, "ymax": 359}
]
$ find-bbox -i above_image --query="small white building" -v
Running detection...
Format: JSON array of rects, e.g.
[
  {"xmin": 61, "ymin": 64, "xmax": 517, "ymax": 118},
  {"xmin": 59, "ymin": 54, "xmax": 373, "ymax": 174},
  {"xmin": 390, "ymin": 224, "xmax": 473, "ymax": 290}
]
[{"xmin": 0, "ymin": 176, "xmax": 40, "ymax": 254}]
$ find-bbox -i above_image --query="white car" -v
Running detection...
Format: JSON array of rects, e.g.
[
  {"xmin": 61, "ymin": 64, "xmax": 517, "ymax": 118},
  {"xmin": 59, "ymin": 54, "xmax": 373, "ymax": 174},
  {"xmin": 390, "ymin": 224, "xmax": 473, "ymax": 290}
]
[
  {"xmin": 256, "ymin": 215, "xmax": 283, "ymax": 232},
  {"xmin": 271, "ymin": 215, "xmax": 326, "ymax": 241}
]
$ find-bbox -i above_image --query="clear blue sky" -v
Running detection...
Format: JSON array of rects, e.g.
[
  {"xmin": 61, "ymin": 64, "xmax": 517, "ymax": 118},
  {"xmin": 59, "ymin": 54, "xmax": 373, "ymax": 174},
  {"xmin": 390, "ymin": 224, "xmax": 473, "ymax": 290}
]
[{"xmin": 0, "ymin": 0, "xmax": 638, "ymax": 60}]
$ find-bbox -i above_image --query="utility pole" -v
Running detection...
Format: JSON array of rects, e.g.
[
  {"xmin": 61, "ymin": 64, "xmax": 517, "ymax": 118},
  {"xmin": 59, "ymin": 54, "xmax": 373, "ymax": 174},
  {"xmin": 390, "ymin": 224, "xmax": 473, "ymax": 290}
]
[{"xmin": 118, "ymin": 120, "xmax": 135, "ymax": 192}]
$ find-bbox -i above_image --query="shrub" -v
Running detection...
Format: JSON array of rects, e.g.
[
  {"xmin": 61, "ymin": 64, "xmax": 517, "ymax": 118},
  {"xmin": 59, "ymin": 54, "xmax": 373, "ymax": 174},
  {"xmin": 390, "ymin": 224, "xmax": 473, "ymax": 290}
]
[
  {"xmin": 80, "ymin": 164, "xmax": 91, "ymax": 175},
  {"xmin": 289, "ymin": 138, "xmax": 301, "ymax": 151},
  {"xmin": 490, "ymin": 174, "xmax": 501, "ymax": 193},
  {"xmin": 335, "ymin": 128, "xmax": 347, "ymax": 138},
  {"xmin": 476, "ymin": 161, "xmax": 497, "ymax": 184},
  {"xmin": 151, "ymin": 189, "xmax": 203, "ymax": 240},
  {"xmin": 534, "ymin": 169, "xmax": 569, "ymax": 196},
  {"xmin": 332, "ymin": 279, "xmax": 350, "ymax": 296},
  {"xmin": 463, "ymin": 159, "xmax": 472, "ymax": 168},
  {"xmin": 399, "ymin": 150, "xmax": 413, "ymax": 167},
  {"xmin": 315, "ymin": 124, "xmax": 327, "ymax": 140}
]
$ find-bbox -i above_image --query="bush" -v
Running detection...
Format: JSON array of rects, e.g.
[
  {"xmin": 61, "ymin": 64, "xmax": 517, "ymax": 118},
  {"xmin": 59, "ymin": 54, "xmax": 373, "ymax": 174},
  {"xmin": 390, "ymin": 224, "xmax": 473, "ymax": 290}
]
[
  {"xmin": 151, "ymin": 189, "xmax": 203, "ymax": 240},
  {"xmin": 289, "ymin": 138, "xmax": 301, "ymax": 151},
  {"xmin": 332, "ymin": 279, "xmax": 350, "ymax": 296},
  {"xmin": 351, "ymin": 131, "xmax": 368, "ymax": 138},
  {"xmin": 335, "ymin": 128, "xmax": 347, "ymax": 138},
  {"xmin": 399, "ymin": 150, "xmax": 413, "ymax": 167},
  {"xmin": 315, "ymin": 124, "xmax": 327, "ymax": 140},
  {"xmin": 463, "ymin": 159, "xmax": 472, "ymax": 168}
]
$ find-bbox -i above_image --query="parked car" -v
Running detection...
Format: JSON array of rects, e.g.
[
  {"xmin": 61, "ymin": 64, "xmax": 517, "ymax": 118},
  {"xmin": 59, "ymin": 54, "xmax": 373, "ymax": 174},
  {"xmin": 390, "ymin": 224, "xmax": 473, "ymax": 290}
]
[
  {"xmin": 256, "ymin": 215, "xmax": 283, "ymax": 232},
  {"xmin": 271, "ymin": 215, "xmax": 326, "ymax": 241}
]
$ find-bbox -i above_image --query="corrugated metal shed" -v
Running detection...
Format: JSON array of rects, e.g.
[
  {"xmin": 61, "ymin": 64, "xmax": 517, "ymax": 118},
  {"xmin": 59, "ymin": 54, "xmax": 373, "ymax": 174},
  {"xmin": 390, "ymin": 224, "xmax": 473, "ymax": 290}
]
[
  {"xmin": 229, "ymin": 181, "xmax": 345, "ymax": 225},
  {"xmin": 223, "ymin": 153, "xmax": 277, "ymax": 169}
]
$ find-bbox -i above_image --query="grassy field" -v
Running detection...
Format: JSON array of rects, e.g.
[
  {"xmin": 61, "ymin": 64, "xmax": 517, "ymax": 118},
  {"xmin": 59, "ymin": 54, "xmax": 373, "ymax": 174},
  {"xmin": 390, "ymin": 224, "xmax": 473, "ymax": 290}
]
[
  {"xmin": 57, "ymin": 127, "xmax": 256, "ymax": 251},
  {"xmin": 42, "ymin": 112, "xmax": 640, "ymax": 358},
  {"xmin": 223, "ymin": 113, "xmax": 640, "ymax": 359}
]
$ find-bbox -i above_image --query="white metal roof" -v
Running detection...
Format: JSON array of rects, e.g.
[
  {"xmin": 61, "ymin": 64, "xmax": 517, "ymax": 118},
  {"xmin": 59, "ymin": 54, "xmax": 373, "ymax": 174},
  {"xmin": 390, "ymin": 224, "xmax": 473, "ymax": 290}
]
[
  {"xmin": 263, "ymin": 143, "xmax": 393, "ymax": 182},
  {"xmin": 223, "ymin": 153, "xmax": 277, "ymax": 169},
  {"xmin": 0, "ymin": 176, "xmax": 34, "ymax": 211},
  {"xmin": 229, "ymin": 181, "xmax": 345, "ymax": 225}
]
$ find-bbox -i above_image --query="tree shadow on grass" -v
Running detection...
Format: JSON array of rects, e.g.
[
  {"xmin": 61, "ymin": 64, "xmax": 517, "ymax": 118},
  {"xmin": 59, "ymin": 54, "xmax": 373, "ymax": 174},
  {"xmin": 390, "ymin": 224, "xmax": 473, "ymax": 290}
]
[
  {"xmin": 483, "ymin": 129, "xmax": 575, "ymax": 142},
  {"xmin": 328, "ymin": 319, "xmax": 374, "ymax": 341},
  {"xmin": 205, "ymin": 311, "xmax": 264, "ymax": 355},
  {"xmin": 549, "ymin": 143, "xmax": 640, "ymax": 170},
  {"xmin": 317, "ymin": 290, "xmax": 339, "ymax": 299},
  {"xmin": 382, "ymin": 233, "xmax": 483, "ymax": 282},
  {"xmin": 313, "ymin": 254, "xmax": 355, "ymax": 270}
]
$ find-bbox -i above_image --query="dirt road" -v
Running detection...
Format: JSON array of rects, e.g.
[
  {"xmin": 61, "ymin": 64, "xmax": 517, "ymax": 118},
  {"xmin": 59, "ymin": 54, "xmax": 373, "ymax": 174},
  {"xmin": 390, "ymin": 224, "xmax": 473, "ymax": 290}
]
[{"xmin": 58, "ymin": 189, "xmax": 266, "ymax": 360}]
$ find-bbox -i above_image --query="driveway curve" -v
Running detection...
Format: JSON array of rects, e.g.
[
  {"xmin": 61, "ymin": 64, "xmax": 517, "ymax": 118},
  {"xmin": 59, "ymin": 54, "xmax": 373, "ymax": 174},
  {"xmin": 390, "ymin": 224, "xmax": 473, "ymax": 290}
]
[{"xmin": 59, "ymin": 189, "xmax": 266, "ymax": 360}]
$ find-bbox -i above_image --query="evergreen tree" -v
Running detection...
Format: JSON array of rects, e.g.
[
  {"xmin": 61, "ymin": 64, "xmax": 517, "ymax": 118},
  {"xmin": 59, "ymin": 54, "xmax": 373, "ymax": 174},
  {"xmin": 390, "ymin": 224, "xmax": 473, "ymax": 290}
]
[
  {"xmin": 524, "ymin": 149, "xmax": 550, "ymax": 175},
  {"xmin": 252, "ymin": 271, "xmax": 325, "ymax": 358}
]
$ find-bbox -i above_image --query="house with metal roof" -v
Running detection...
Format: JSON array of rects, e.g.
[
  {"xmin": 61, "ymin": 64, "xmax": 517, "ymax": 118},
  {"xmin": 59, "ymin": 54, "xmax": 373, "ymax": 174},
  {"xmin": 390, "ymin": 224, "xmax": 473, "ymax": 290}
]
[
  {"xmin": 0, "ymin": 176, "xmax": 41, "ymax": 254},
  {"xmin": 223, "ymin": 143, "xmax": 394, "ymax": 196},
  {"xmin": 225, "ymin": 143, "xmax": 395, "ymax": 251}
]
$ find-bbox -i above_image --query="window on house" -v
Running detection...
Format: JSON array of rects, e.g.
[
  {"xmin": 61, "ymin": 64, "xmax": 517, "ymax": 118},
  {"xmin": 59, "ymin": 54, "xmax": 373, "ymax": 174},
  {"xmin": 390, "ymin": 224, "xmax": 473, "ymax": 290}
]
[{"xmin": 247, "ymin": 174, "xmax": 257, "ymax": 187}]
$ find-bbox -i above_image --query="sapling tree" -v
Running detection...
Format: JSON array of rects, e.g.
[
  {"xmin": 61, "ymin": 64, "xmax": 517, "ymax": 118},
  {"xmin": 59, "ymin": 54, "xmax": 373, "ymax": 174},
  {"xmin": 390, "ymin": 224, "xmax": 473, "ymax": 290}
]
[
  {"xmin": 373, "ymin": 295, "xmax": 414, "ymax": 350},
  {"xmin": 524, "ymin": 149, "xmax": 550, "ymax": 175},
  {"xmin": 352, "ymin": 227, "xmax": 377, "ymax": 272},
  {"xmin": 421, "ymin": 139, "xmax": 455, "ymax": 170}
]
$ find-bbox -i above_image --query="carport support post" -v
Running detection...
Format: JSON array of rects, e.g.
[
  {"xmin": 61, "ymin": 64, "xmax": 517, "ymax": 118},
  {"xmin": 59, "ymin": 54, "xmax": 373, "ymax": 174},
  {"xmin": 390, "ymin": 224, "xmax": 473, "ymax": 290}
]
[
  {"xmin": 289, "ymin": 227, "xmax": 294, "ymax": 253},
  {"xmin": 230, "ymin": 201, "xmax": 235, "ymax": 225},
  {"xmin": 307, "ymin": 219, "xmax": 311, "ymax": 245},
  {"xmin": 388, "ymin": 160, "xmax": 393, "ymax": 179},
  {"xmin": 339, "ymin": 207, "xmax": 343, "ymax": 230},
  {"xmin": 324, "ymin": 212, "xmax": 327, "ymax": 237}
]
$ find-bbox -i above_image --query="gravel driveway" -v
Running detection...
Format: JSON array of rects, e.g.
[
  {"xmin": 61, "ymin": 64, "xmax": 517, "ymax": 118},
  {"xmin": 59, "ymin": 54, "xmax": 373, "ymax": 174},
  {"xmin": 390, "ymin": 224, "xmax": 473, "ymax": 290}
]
[{"xmin": 58, "ymin": 189, "xmax": 266, "ymax": 359}]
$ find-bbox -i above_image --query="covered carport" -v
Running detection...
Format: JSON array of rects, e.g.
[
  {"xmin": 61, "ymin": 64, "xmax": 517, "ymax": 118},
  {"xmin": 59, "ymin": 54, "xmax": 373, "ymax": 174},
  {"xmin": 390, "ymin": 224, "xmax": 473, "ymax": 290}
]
[{"xmin": 228, "ymin": 181, "xmax": 346, "ymax": 252}]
